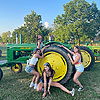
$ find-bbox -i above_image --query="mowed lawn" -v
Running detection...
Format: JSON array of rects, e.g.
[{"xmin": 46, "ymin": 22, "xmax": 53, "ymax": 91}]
[{"xmin": 0, "ymin": 45, "xmax": 100, "ymax": 100}]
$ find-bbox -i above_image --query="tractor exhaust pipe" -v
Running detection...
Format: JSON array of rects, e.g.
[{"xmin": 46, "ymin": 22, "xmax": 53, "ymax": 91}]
[
  {"xmin": 16, "ymin": 33, "xmax": 18, "ymax": 44},
  {"xmin": 20, "ymin": 34, "xmax": 22, "ymax": 44}
]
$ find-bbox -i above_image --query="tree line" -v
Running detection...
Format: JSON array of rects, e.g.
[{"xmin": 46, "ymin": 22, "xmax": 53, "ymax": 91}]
[{"xmin": 0, "ymin": 0, "xmax": 100, "ymax": 44}]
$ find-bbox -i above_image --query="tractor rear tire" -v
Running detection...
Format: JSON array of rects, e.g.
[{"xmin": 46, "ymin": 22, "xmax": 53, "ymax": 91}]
[
  {"xmin": 37, "ymin": 45, "xmax": 73, "ymax": 84},
  {"xmin": 11, "ymin": 63, "xmax": 22, "ymax": 73},
  {"xmin": 0, "ymin": 50, "xmax": 2, "ymax": 57},
  {"xmin": 0, "ymin": 68, "xmax": 3, "ymax": 80},
  {"xmin": 80, "ymin": 46, "xmax": 95, "ymax": 71}
]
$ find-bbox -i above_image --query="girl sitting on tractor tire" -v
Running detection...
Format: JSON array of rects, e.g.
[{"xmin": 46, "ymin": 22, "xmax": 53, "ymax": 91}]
[
  {"xmin": 25, "ymin": 46, "xmax": 47, "ymax": 89},
  {"xmin": 36, "ymin": 62, "xmax": 75, "ymax": 98},
  {"xmin": 33, "ymin": 35, "xmax": 43, "ymax": 53}
]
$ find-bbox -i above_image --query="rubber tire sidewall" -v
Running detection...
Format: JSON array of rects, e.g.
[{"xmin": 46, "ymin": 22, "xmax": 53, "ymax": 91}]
[
  {"xmin": 0, "ymin": 68, "xmax": 3, "ymax": 80},
  {"xmin": 42, "ymin": 45, "xmax": 73, "ymax": 84},
  {"xmin": 0, "ymin": 50, "xmax": 2, "ymax": 57}
]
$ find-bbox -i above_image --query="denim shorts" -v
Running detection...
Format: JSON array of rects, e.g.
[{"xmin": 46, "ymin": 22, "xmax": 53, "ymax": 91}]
[
  {"xmin": 39, "ymin": 77, "xmax": 43, "ymax": 83},
  {"xmin": 25, "ymin": 65, "xmax": 34, "ymax": 73},
  {"xmin": 75, "ymin": 64, "xmax": 84, "ymax": 72}
]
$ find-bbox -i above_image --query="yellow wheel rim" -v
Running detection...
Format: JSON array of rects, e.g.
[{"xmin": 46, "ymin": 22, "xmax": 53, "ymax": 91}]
[
  {"xmin": 12, "ymin": 64, "xmax": 20, "ymax": 72},
  {"xmin": 37, "ymin": 52, "xmax": 68, "ymax": 82},
  {"xmin": 95, "ymin": 56, "xmax": 97, "ymax": 60},
  {"xmin": 81, "ymin": 50, "xmax": 91, "ymax": 68}
]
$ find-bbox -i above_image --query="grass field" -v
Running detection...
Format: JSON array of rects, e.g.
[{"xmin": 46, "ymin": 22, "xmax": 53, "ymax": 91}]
[
  {"xmin": 0, "ymin": 63, "xmax": 100, "ymax": 100},
  {"xmin": 0, "ymin": 45, "xmax": 100, "ymax": 100}
]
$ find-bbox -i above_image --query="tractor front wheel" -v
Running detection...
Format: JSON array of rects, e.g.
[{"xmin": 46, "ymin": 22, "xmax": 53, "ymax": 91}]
[
  {"xmin": 37, "ymin": 45, "xmax": 73, "ymax": 84},
  {"xmin": 0, "ymin": 68, "xmax": 3, "ymax": 80},
  {"xmin": 11, "ymin": 63, "xmax": 22, "ymax": 73}
]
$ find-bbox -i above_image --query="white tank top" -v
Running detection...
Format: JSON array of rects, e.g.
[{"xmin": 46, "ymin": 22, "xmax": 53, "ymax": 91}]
[
  {"xmin": 29, "ymin": 55, "xmax": 38, "ymax": 65},
  {"xmin": 73, "ymin": 53, "xmax": 82, "ymax": 67}
]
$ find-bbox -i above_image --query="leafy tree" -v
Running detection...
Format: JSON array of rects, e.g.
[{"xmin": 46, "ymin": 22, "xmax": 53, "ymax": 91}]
[
  {"xmin": 24, "ymin": 11, "xmax": 43, "ymax": 43},
  {"xmin": 1, "ymin": 31, "xmax": 11, "ymax": 43},
  {"xmin": 0, "ymin": 36, "xmax": 2, "ymax": 43},
  {"xmin": 53, "ymin": 0, "xmax": 100, "ymax": 44},
  {"xmin": 11, "ymin": 11, "xmax": 49, "ymax": 43},
  {"xmin": 12, "ymin": 26, "xmax": 27, "ymax": 43}
]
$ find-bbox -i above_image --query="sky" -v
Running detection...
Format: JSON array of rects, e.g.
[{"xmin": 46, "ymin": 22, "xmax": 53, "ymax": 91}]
[{"xmin": 0, "ymin": 0, "xmax": 100, "ymax": 35}]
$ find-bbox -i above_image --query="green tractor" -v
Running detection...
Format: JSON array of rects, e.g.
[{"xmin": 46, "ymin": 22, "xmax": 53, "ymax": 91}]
[
  {"xmin": 87, "ymin": 46, "xmax": 100, "ymax": 62},
  {"xmin": 0, "ymin": 41, "xmax": 95, "ymax": 84}
]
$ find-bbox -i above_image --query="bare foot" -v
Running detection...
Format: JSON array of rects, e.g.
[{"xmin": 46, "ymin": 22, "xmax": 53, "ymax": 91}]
[
  {"xmin": 42, "ymin": 92, "xmax": 46, "ymax": 98},
  {"xmin": 48, "ymin": 90, "xmax": 50, "ymax": 95}
]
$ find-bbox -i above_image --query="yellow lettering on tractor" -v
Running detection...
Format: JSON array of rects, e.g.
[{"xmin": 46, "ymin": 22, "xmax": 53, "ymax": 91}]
[{"xmin": 20, "ymin": 47, "xmax": 31, "ymax": 49}]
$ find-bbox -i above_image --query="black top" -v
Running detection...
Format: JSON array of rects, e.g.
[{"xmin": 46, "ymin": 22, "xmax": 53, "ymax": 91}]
[{"xmin": 41, "ymin": 69, "xmax": 55, "ymax": 83}]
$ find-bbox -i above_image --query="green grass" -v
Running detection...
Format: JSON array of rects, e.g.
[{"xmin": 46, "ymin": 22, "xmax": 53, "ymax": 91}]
[
  {"xmin": 0, "ymin": 44, "xmax": 100, "ymax": 100},
  {"xmin": 0, "ymin": 63, "xmax": 100, "ymax": 100}
]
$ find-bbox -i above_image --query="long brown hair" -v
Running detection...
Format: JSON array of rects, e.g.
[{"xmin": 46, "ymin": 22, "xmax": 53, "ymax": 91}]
[
  {"xmin": 42, "ymin": 62, "xmax": 55, "ymax": 78},
  {"xmin": 31, "ymin": 48, "xmax": 41, "ymax": 58},
  {"xmin": 36, "ymin": 35, "xmax": 42, "ymax": 43},
  {"xmin": 75, "ymin": 46, "xmax": 83, "ymax": 62}
]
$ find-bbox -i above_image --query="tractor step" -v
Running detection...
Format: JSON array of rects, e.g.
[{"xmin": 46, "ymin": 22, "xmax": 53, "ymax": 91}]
[{"xmin": 0, "ymin": 60, "xmax": 7, "ymax": 67}]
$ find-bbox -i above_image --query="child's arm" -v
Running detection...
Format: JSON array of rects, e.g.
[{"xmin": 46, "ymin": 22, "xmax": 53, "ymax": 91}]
[
  {"xmin": 41, "ymin": 45, "xmax": 49, "ymax": 53},
  {"xmin": 61, "ymin": 45, "xmax": 75, "ymax": 55},
  {"xmin": 36, "ymin": 54, "xmax": 44, "ymax": 59},
  {"xmin": 48, "ymin": 77, "xmax": 52, "ymax": 94},
  {"xmin": 42, "ymin": 72, "xmax": 47, "ymax": 97}
]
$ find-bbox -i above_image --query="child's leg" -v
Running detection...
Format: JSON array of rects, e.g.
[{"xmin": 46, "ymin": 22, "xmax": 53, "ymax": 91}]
[
  {"xmin": 31, "ymin": 70, "xmax": 40, "ymax": 89},
  {"xmin": 32, "ymin": 70, "xmax": 40, "ymax": 84},
  {"xmin": 32, "ymin": 75, "xmax": 36, "ymax": 82},
  {"xmin": 73, "ymin": 71, "xmax": 83, "ymax": 87},
  {"xmin": 51, "ymin": 81, "xmax": 70, "ymax": 94},
  {"xmin": 29, "ymin": 75, "xmax": 36, "ymax": 88},
  {"xmin": 36, "ymin": 82, "xmax": 43, "ymax": 92}
]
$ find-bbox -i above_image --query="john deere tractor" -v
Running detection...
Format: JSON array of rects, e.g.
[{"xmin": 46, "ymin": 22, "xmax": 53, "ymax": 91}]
[{"xmin": 0, "ymin": 41, "xmax": 95, "ymax": 84}]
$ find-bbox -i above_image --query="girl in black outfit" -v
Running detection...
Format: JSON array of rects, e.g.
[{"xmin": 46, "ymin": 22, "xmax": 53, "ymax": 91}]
[
  {"xmin": 36, "ymin": 62, "xmax": 75, "ymax": 98},
  {"xmin": 33, "ymin": 35, "xmax": 43, "ymax": 53},
  {"xmin": 36, "ymin": 35, "xmax": 43, "ymax": 49}
]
